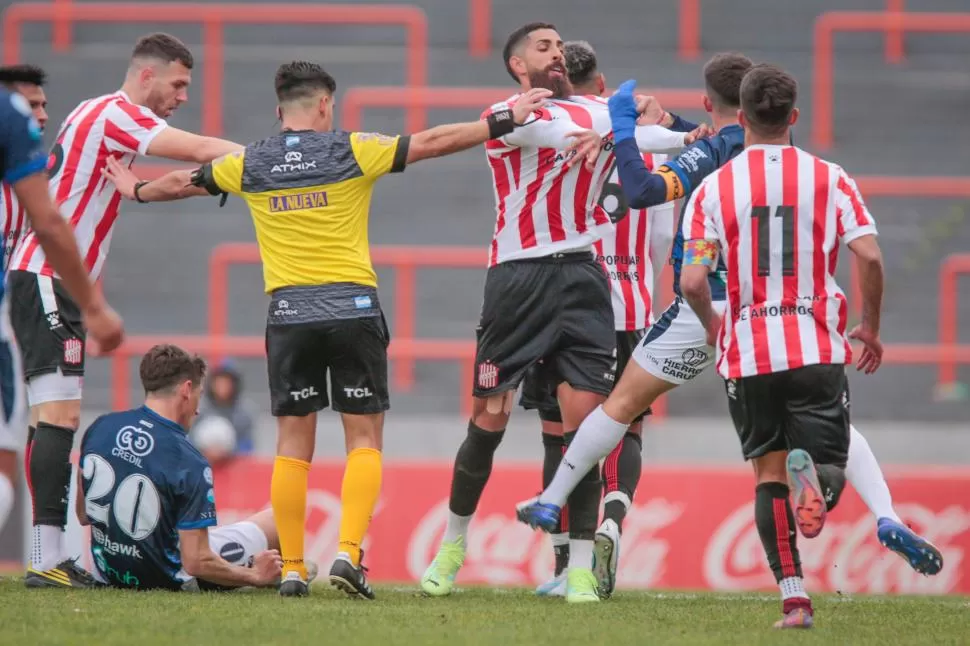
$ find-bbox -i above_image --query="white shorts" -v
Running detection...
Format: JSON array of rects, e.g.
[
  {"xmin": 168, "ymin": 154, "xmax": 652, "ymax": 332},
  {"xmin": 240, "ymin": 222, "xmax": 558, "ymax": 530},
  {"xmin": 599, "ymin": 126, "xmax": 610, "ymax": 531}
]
[
  {"xmin": 0, "ymin": 296, "xmax": 26, "ymax": 452},
  {"xmin": 26, "ymin": 368, "xmax": 83, "ymax": 407},
  {"xmin": 632, "ymin": 297, "xmax": 727, "ymax": 385},
  {"xmin": 207, "ymin": 520, "xmax": 269, "ymax": 567}
]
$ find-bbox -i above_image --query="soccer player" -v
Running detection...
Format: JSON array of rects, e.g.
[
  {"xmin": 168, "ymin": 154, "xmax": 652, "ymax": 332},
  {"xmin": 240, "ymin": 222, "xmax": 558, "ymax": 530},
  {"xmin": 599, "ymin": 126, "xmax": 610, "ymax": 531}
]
[
  {"xmin": 74, "ymin": 344, "xmax": 288, "ymax": 591},
  {"xmin": 9, "ymin": 33, "xmax": 242, "ymax": 587},
  {"xmin": 518, "ymin": 54, "xmax": 943, "ymax": 581},
  {"xmin": 678, "ymin": 63, "xmax": 887, "ymax": 628},
  {"xmin": 101, "ymin": 60, "xmax": 553, "ymax": 599},
  {"xmin": 0, "ymin": 64, "xmax": 50, "ymax": 539},
  {"xmin": 419, "ymin": 23, "xmax": 692, "ymax": 604},
  {"xmin": 521, "ymin": 40, "xmax": 694, "ymax": 598}
]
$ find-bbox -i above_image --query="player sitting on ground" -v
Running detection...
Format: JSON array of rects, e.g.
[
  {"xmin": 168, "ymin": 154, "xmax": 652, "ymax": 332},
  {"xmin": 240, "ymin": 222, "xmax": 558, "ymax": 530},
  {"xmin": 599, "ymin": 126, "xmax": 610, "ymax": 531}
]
[
  {"xmin": 75, "ymin": 344, "xmax": 297, "ymax": 591},
  {"xmin": 523, "ymin": 40, "xmax": 698, "ymax": 599},
  {"xmin": 679, "ymin": 64, "xmax": 885, "ymax": 628},
  {"xmin": 516, "ymin": 53, "xmax": 943, "ymax": 579}
]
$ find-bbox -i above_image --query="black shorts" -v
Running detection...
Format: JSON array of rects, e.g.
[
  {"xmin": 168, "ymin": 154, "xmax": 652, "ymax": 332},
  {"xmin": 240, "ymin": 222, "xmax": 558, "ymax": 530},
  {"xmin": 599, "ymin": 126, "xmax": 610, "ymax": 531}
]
[
  {"xmin": 473, "ymin": 253, "xmax": 615, "ymax": 399},
  {"xmin": 726, "ymin": 363, "xmax": 850, "ymax": 467},
  {"xmin": 520, "ymin": 329, "xmax": 650, "ymax": 424},
  {"xmin": 7, "ymin": 270, "xmax": 86, "ymax": 378},
  {"xmin": 266, "ymin": 285, "xmax": 390, "ymax": 417}
]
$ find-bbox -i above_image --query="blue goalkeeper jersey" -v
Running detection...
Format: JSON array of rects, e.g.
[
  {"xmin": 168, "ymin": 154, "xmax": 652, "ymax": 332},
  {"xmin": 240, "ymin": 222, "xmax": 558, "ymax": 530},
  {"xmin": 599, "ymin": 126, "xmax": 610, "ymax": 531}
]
[{"xmin": 80, "ymin": 405, "xmax": 217, "ymax": 590}]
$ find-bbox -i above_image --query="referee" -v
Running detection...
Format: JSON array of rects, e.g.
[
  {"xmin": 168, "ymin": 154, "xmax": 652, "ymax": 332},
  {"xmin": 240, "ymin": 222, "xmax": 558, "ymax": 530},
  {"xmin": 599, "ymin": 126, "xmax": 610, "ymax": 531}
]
[{"xmin": 102, "ymin": 60, "xmax": 549, "ymax": 599}]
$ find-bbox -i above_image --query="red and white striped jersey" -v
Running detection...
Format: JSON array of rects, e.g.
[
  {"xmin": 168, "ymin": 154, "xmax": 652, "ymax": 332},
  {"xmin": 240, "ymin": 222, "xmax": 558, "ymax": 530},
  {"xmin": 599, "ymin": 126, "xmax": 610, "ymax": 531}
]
[
  {"xmin": 1, "ymin": 181, "xmax": 27, "ymax": 272},
  {"xmin": 483, "ymin": 94, "xmax": 685, "ymax": 267},
  {"xmin": 10, "ymin": 91, "xmax": 167, "ymax": 280},
  {"xmin": 594, "ymin": 153, "xmax": 675, "ymax": 331},
  {"xmin": 683, "ymin": 145, "xmax": 877, "ymax": 378}
]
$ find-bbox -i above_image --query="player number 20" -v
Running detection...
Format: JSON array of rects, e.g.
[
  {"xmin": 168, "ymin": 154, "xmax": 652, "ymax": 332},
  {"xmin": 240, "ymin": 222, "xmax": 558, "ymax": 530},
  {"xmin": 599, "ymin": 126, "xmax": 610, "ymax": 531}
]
[{"xmin": 82, "ymin": 454, "xmax": 162, "ymax": 541}]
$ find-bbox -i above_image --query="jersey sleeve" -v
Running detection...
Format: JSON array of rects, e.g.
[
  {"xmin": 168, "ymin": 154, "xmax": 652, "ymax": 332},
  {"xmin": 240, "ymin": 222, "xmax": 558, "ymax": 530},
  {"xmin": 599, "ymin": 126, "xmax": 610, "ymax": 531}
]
[
  {"xmin": 175, "ymin": 459, "xmax": 217, "ymax": 531},
  {"xmin": 659, "ymin": 139, "xmax": 718, "ymax": 202},
  {"xmin": 102, "ymin": 101, "xmax": 168, "ymax": 156},
  {"xmin": 350, "ymin": 132, "xmax": 409, "ymax": 179},
  {"xmin": 634, "ymin": 125, "xmax": 687, "ymax": 154},
  {"xmin": 0, "ymin": 92, "xmax": 47, "ymax": 184},
  {"xmin": 834, "ymin": 168, "xmax": 878, "ymax": 244},
  {"xmin": 681, "ymin": 179, "xmax": 721, "ymax": 268},
  {"xmin": 203, "ymin": 150, "xmax": 245, "ymax": 195}
]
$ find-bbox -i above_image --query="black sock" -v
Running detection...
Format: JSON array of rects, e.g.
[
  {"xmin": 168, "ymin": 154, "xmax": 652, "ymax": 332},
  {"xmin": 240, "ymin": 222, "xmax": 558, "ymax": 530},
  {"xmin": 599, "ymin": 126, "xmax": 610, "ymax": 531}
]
[
  {"xmin": 448, "ymin": 421, "xmax": 505, "ymax": 516},
  {"xmin": 29, "ymin": 423, "xmax": 75, "ymax": 527},
  {"xmin": 601, "ymin": 432, "xmax": 642, "ymax": 531},
  {"xmin": 755, "ymin": 482, "xmax": 803, "ymax": 584},
  {"xmin": 816, "ymin": 464, "xmax": 847, "ymax": 511},
  {"xmin": 541, "ymin": 432, "xmax": 569, "ymax": 536},
  {"xmin": 564, "ymin": 430, "xmax": 601, "ymax": 541},
  {"xmin": 24, "ymin": 425, "xmax": 36, "ymax": 496}
]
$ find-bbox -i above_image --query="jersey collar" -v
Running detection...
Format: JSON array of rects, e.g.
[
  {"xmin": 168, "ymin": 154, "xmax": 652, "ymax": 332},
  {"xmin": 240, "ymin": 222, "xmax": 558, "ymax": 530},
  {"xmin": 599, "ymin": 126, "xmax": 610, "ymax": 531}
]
[{"xmin": 139, "ymin": 405, "xmax": 188, "ymax": 434}]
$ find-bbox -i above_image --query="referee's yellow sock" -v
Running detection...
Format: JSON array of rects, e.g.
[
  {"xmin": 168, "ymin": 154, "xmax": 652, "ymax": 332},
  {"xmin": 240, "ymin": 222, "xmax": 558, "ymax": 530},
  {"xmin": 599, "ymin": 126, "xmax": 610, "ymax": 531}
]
[
  {"xmin": 271, "ymin": 455, "xmax": 311, "ymax": 580},
  {"xmin": 338, "ymin": 447, "xmax": 383, "ymax": 567}
]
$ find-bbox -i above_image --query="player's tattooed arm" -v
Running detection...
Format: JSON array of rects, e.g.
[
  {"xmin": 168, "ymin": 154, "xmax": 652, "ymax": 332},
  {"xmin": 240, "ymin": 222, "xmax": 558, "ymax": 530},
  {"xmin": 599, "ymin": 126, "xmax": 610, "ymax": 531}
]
[{"xmin": 681, "ymin": 240, "xmax": 723, "ymax": 346}]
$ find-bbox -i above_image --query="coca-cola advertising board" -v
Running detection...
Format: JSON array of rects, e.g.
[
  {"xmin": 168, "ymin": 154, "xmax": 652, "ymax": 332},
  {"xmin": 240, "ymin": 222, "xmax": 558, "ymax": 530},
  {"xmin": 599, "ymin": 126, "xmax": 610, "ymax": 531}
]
[{"xmin": 79, "ymin": 459, "xmax": 970, "ymax": 594}]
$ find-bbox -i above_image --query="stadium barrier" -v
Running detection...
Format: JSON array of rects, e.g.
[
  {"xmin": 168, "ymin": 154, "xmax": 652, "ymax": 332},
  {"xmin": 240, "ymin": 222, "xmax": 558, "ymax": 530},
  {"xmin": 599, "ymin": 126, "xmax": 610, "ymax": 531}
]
[
  {"xmin": 938, "ymin": 254, "xmax": 970, "ymax": 388},
  {"xmin": 67, "ymin": 457, "xmax": 970, "ymax": 593},
  {"xmin": 812, "ymin": 11, "xmax": 970, "ymax": 149},
  {"xmin": 1, "ymin": 2, "xmax": 431, "ymax": 135}
]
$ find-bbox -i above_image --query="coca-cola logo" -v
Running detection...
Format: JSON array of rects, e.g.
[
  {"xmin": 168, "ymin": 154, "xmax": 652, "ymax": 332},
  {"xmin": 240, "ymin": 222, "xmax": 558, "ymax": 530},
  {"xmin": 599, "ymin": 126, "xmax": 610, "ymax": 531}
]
[{"xmin": 703, "ymin": 501, "xmax": 970, "ymax": 594}]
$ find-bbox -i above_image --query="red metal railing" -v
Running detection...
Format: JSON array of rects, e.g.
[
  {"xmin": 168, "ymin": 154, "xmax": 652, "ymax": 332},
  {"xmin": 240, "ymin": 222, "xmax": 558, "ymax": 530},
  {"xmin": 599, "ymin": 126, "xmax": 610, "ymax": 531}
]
[
  {"xmin": 340, "ymin": 86, "xmax": 706, "ymax": 132},
  {"xmin": 938, "ymin": 254, "xmax": 970, "ymax": 387},
  {"xmin": 812, "ymin": 11, "xmax": 970, "ymax": 149},
  {"xmin": 2, "ymin": 2, "xmax": 430, "ymax": 135}
]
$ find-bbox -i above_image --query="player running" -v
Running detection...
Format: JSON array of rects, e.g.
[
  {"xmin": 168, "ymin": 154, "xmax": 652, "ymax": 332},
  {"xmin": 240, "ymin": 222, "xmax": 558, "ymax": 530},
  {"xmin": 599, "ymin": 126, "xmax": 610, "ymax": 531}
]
[
  {"xmin": 517, "ymin": 54, "xmax": 943, "ymax": 583},
  {"xmin": 9, "ymin": 33, "xmax": 242, "ymax": 588},
  {"xmin": 74, "ymin": 344, "xmax": 295, "ymax": 591},
  {"xmin": 522, "ymin": 40, "xmax": 696, "ymax": 598},
  {"xmin": 102, "ymin": 60, "xmax": 553, "ymax": 599},
  {"xmin": 420, "ymin": 23, "xmax": 694, "ymax": 604},
  {"xmin": 678, "ymin": 64, "xmax": 888, "ymax": 628},
  {"xmin": 0, "ymin": 64, "xmax": 51, "ymax": 540}
]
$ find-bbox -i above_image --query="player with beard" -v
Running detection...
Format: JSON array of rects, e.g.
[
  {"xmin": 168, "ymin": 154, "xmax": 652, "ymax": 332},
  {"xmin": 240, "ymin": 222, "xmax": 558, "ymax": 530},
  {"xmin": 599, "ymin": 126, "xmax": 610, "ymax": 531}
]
[
  {"xmin": 420, "ymin": 23, "xmax": 695, "ymax": 603},
  {"xmin": 10, "ymin": 33, "xmax": 242, "ymax": 588},
  {"xmin": 523, "ymin": 40, "xmax": 702, "ymax": 598}
]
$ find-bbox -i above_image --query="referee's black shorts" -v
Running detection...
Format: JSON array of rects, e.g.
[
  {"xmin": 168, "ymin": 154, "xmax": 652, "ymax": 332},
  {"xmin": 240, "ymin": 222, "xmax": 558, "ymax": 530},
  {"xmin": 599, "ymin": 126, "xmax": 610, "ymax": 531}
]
[
  {"xmin": 473, "ymin": 252, "xmax": 615, "ymax": 401},
  {"xmin": 726, "ymin": 363, "xmax": 850, "ymax": 468}
]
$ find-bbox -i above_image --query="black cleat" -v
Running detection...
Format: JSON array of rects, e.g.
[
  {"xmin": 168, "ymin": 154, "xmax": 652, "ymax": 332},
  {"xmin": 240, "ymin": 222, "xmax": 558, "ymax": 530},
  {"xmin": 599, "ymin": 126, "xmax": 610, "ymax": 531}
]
[
  {"xmin": 329, "ymin": 552, "xmax": 375, "ymax": 600},
  {"xmin": 278, "ymin": 572, "xmax": 309, "ymax": 597},
  {"xmin": 25, "ymin": 558, "xmax": 103, "ymax": 589}
]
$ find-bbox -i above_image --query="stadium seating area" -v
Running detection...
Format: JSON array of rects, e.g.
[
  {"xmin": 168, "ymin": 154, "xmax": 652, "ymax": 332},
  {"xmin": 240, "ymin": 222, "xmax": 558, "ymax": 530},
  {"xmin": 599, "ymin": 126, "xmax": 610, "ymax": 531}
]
[{"xmin": 3, "ymin": 0, "xmax": 970, "ymax": 422}]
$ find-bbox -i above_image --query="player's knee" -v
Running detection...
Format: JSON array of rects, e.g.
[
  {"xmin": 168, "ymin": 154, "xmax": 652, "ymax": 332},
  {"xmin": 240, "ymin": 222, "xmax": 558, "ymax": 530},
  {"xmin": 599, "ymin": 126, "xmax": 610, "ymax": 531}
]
[
  {"xmin": 472, "ymin": 393, "xmax": 512, "ymax": 430},
  {"xmin": 35, "ymin": 400, "xmax": 81, "ymax": 430},
  {"xmin": 275, "ymin": 415, "xmax": 317, "ymax": 461},
  {"xmin": 342, "ymin": 412, "xmax": 384, "ymax": 452},
  {"xmin": 753, "ymin": 451, "xmax": 787, "ymax": 485}
]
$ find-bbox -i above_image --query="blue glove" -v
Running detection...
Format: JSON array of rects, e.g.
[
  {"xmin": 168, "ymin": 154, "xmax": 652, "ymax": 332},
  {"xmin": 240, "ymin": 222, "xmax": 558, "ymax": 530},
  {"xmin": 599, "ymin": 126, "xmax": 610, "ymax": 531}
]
[{"xmin": 608, "ymin": 79, "xmax": 639, "ymax": 144}]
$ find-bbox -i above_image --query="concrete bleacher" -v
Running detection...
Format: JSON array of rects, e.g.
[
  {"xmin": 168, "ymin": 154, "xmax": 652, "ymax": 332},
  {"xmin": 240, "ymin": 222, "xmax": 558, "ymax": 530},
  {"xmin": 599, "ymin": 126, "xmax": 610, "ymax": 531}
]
[{"xmin": 3, "ymin": 0, "xmax": 970, "ymax": 430}]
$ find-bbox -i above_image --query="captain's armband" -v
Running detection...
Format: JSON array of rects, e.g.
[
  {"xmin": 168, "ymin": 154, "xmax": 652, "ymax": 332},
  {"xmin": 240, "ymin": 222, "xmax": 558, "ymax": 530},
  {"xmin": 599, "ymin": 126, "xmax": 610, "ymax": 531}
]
[
  {"xmin": 683, "ymin": 239, "xmax": 719, "ymax": 267},
  {"xmin": 657, "ymin": 165, "xmax": 685, "ymax": 201}
]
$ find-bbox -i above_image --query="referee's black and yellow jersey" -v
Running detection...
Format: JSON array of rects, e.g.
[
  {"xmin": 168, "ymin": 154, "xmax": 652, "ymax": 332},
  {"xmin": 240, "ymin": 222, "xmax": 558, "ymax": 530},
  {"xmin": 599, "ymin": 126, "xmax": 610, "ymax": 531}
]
[{"xmin": 200, "ymin": 130, "xmax": 409, "ymax": 293}]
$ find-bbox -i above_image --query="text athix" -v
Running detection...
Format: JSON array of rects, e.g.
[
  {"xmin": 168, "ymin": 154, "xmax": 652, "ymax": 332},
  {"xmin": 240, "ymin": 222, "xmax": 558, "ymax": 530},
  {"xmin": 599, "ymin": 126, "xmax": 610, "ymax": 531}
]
[{"xmin": 269, "ymin": 191, "xmax": 329, "ymax": 213}]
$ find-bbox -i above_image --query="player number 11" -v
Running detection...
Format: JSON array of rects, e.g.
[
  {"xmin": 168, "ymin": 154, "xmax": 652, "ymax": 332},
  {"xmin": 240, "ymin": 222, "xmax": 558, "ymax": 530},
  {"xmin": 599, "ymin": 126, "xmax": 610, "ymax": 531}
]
[{"xmin": 752, "ymin": 205, "xmax": 795, "ymax": 277}]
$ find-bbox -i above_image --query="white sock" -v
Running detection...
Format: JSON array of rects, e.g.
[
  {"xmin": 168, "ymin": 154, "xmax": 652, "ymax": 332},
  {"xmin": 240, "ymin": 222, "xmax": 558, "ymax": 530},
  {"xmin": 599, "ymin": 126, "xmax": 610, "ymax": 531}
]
[
  {"xmin": 443, "ymin": 511, "xmax": 472, "ymax": 545},
  {"xmin": 780, "ymin": 576, "xmax": 808, "ymax": 600},
  {"xmin": 540, "ymin": 406, "xmax": 628, "ymax": 507},
  {"xmin": 31, "ymin": 524, "xmax": 64, "ymax": 571},
  {"xmin": 845, "ymin": 425, "xmax": 901, "ymax": 523},
  {"xmin": 568, "ymin": 539, "xmax": 594, "ymax": 571},
  {"xmin": 551, "ymin": 533, "xmax": 569, "ymax": 548},
  {"xmin": 0, "ymin": 474, "xmax": 14, "ymax": 534},
  {"xmin": 603, "ymin": 490, "xmax": 632, "ymax": 511}
]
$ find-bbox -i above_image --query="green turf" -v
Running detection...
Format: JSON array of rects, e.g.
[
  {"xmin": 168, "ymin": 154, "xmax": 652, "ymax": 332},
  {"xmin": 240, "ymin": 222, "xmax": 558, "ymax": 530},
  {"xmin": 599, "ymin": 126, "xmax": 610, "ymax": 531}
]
[{"xmin": 1, "ymin": 578, "xmax": 967, "ymax": 646}]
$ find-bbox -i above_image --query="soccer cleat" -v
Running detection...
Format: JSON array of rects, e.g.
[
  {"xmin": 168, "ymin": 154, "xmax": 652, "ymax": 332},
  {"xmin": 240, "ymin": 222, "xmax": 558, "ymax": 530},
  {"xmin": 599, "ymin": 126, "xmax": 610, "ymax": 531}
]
[
  {"xmin": 787, "ymin": 449, "xmax": 826, "ymax": 538},
  {"xmin": 515, "ymin": 497, "xmax": 561, "ymax": 533},
  {"xmin": 25, "ymin": 558, "xmax": 102, "ymax": 589},
  {"xmin": 565, "ymin": 568, "xmax": 600, "ymax": 603},
  {"xmin": 593, "ymin": 519, "xmax": 620, "ymax": 598},
  {"xmin": 534, "ymin": 572, "xmax": 567, "ymax": 597},
  {"xmin": 877, "ymin": 518, "xmax": 944, "ymax": 576},
  {"xmin": 305, "ymin": 559, "xmax": 320, "ymax": 584},
  {"xmin": 773, "ymin": 607, "xmax": 814, "ymax": 629},
  {"xmin": 329, "ymin": 551, "xmax": 376, "ymax": 600},
  {"xmin": 420, "ymin": 536, "xmax": 466, "ymax": 597},
  {"xmin": 278, "ymin": 571, "xmax": 309, "ymax": 597}
]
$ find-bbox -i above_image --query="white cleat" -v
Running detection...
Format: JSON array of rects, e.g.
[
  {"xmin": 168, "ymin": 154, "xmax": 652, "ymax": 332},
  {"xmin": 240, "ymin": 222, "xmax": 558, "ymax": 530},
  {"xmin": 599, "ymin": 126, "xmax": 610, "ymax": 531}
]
[
  {"xmin": 593, "ymin": 519, "xmax": 620, "ymax": 598},
  {"xmin": 534, "ymin": 572, "xmax": 567, "ymax": 597}
]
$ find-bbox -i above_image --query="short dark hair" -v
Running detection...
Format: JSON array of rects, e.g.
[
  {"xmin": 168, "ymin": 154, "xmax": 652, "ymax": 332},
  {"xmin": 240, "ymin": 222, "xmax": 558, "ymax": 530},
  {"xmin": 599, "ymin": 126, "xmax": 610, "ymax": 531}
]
[
  {"xmin": 274, "ymin": 61, "xmax": 337, "ymax": 103},
  {"xmin": 140, "ymin": 344, "xmax": 206, "ymax": 395},
  {"xmin": 564, "ymin": 41, "xmax": 598, "ymax": 87},
  {"xmin": 741, "ymin": 64, "xmax": 798, "ymax": 137},
  {"xmin": 703, "ymin": 52, "xmax": 753, "ymax": 109},
  {"xmin": 0, "ymin": 64, "xmax": 46, "ymax": 88},
  {"xmin": 131, "ymin": 33, "xmax": 193, "ymax": 69},
  {"xmin": 502, "ymin": 22, "xmax": 557, "ymax": 82}
]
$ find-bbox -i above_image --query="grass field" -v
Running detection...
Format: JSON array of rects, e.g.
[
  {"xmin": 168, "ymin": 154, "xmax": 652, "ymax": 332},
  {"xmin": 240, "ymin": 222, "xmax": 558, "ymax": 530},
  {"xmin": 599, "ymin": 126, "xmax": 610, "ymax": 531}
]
[{"xmin": 1, "ymin": 579, "xmax": 967, "ymax": 646}]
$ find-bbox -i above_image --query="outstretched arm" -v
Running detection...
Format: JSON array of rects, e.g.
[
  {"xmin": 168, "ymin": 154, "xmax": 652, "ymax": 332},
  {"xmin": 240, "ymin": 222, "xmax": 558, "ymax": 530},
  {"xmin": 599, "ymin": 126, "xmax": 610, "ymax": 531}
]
[
  {"xmin": 145, "ymin": 127, "xmax": 243, "ymax": 164},
  {"xmin": 102, "ymin": 157, "xmax": 215, "ymax": 203}
]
